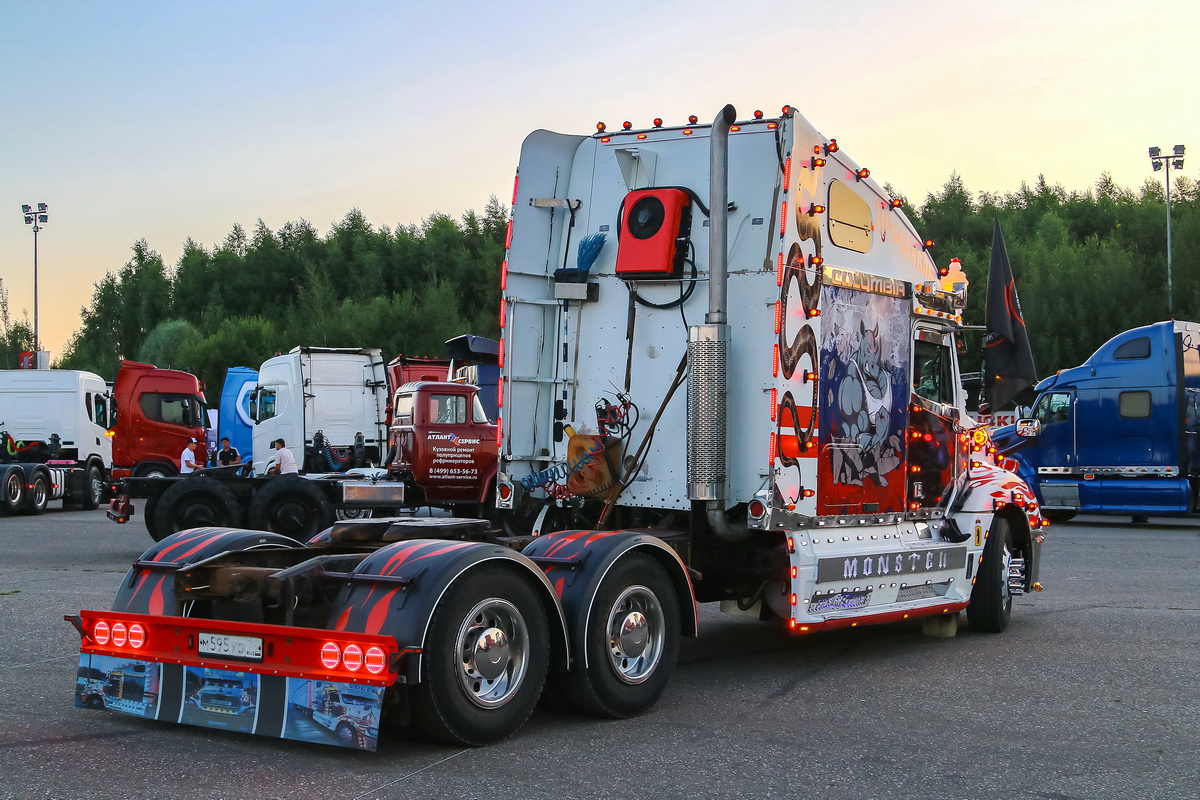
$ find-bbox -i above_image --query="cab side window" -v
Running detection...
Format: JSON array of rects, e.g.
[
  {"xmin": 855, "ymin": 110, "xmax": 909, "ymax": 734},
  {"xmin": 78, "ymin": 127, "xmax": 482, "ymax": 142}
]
[
  {"xmin": 1034, "ymin": 392, "xmax": 1071, "ymax": 424},
  {"xmin": 913, "ymin": 337, "xmax": 954, "ymax": 405},
  {"xmin": 430, "ymin": 395, "xmax": 466, "ymax": 424}
]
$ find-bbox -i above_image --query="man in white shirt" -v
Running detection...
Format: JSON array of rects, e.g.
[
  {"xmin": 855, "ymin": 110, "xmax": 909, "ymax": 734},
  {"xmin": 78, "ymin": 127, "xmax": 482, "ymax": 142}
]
[
  {"xmin": 268, "ymin": 438, "xmax": 300, "ymax": 475},
  {"xmin": 180, "ymin": 438, "xmax": 199, "ymax": 474}
]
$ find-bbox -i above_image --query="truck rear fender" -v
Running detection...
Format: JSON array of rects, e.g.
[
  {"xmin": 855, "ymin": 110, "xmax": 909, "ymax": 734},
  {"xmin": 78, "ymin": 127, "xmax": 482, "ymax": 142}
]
[
  {"xmin": 324, "ymin": 539, "xmax": 569, "ymax": 684},
  {"xmin": 521, "ymin": 530, "xmax": 698, "ymax": 671},
  {"xmin": 111, "ymin": 527, "xmax": 304, "ymax": 615}
]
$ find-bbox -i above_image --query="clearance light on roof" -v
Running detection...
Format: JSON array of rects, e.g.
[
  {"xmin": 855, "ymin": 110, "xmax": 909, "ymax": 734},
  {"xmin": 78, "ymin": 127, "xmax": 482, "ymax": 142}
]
[
  {"xmin": 754, "ymin": 110, "xmax": 764, "ymax": 119},
  {"xmin": 653, "ymin": 118, "xmax": 663, "ymax": 127},
  {"xmin": 596, "ymin": 122, "xmax": 606, "ymax": 133},
  {"xmin": 824, "ymin": 139, "xmax": 839, "ymax": 155},
  {"xmin": 782, "ymin": 105, "xmax": 791, "ymax": 114},
  {"xmin": 890, "ymin": 198, "xmax": 904, "ymax": 209},
  {"xmin": 622, "ymin": 121, "xmax": 632, "ymax": 130},
  {"xmin": 855, "ymin": 168, "xmax": 870, "ymax": 181},
  {"xmin": 688, "ymin": 115, "xmax": 698, "ymax": 124},
  {"xmin": 922, "ymin": 239, "xmax": 935, "ymax": 251}
]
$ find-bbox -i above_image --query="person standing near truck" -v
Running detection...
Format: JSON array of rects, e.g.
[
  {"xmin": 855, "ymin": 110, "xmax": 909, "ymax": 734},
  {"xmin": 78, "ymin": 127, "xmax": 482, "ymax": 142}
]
[
  {"xmin": 267, "ymin": 438, "xmax": 299, "ymax": 475},
  {"xmin": 179, "ymin": 438, "xmax": 199, "ymax": 474},
  {"xmin": 217, "ymin": 437, "xmax": 242, "ymax": 466}
]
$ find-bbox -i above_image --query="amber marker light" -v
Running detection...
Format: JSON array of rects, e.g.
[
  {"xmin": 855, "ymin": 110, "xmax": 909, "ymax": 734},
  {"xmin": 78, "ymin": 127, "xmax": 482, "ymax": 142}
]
[
  {"xmin": 824, "ymin": 138, "xmax": 839, "ymax": 154},
  {"xmin": 855, "ymin": 168, "xmax": 870, "ymax": 181},
  {"xmin": 596, "ymin": 122, "xmax": 606, "ymax": 133},
  {"xmin": 890, "ymin": 198, "xmax": 903, "ymax": 209},
  {"xmin": 807, "ymin": 204, "xmax": 825, "ymax": 216}
]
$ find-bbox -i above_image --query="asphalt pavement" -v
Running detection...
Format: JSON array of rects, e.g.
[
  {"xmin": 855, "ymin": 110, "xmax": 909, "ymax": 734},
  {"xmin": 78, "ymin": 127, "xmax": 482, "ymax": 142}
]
[{"xmin": 1, "ymin": 508, "xmax": 1197, "ymax": 800}]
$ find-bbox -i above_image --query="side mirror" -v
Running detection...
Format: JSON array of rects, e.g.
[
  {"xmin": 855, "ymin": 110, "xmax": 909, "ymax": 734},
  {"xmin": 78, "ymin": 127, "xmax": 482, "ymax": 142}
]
[{"xmin": 1015, "ymin": 418, "xmax": 1040, "ymax": 438}]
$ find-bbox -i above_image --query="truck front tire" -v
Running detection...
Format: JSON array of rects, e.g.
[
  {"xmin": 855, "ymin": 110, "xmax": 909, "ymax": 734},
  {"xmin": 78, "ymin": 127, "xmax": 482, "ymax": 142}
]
[
  {"xmin": 152, "ymin": 477, "xmax": 244, "ymax": 538},
  {"xmin": 411, "ymin": 564, "xmax": 549, "ymax": 746},
  {"xmin": 81, "ymin": 464, "xmax": 104, "ymax": 510},
  {"xmin": 967, "ymin": 517, "xmax": 1015, "ymax": 633}
]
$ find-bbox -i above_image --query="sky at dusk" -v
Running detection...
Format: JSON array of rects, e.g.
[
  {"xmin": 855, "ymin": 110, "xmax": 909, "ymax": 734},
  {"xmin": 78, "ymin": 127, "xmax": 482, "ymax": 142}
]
[{"xmin": 2, "ymin": 0, "xmax": 1197, "ymax": 359}]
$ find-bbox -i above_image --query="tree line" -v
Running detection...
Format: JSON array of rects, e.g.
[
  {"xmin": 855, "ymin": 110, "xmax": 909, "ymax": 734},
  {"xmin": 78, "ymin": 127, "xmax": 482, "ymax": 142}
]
[
  {"xmin": 7, "ymin": 172, "xmax": 1198, "ymax": 397},
  {"xmin": 50, "ymin": 198, "xmax": 509, "ymax": 395}
]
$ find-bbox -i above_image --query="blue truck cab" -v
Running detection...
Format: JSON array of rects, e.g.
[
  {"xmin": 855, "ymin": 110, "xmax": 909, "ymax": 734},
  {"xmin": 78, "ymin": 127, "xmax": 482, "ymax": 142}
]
[
  {"xmin": 217, "ymin": 367, "xmax": 258, "ymax": 467},
  {"xmin": 992, "ymin": 320, "xmax": 1200, "ymax": 520}
]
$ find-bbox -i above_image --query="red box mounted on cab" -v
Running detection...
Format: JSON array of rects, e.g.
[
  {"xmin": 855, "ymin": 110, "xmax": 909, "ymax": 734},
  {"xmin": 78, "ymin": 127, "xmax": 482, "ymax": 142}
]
[{"xmin": 615, "ymin": 188, "xmax": 691, "ymax": 278}]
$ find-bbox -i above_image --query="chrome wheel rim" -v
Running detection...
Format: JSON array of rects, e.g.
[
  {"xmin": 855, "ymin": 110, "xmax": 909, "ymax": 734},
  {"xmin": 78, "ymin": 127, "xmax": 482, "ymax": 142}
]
[
  {"xmin": 5, "ymin": 473, "xmax": 21, "ymax": 505},
  {"xmin": 605, "ymin": 585, "xmax": 665, "ymax": 685},
  {"xmin": 455, "ymin": 598, "xmax": 529, "ymax": 709}
]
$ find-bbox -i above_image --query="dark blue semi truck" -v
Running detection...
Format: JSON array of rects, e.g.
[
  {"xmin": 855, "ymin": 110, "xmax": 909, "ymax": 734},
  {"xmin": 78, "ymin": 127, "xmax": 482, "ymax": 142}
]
[{"xmin": 992, "ymin": 320, "xmax": 1200, "ymax": 521}]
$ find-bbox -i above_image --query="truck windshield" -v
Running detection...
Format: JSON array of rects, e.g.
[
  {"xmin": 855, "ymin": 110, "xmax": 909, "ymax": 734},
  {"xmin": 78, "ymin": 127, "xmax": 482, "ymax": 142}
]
[
  {"xmin": 430, "ymin": 395, "xmax": 466, "ymax": 424},
  {"xmin": 139, "ymin": 393, "xmax": 204, "ymax": 427}
]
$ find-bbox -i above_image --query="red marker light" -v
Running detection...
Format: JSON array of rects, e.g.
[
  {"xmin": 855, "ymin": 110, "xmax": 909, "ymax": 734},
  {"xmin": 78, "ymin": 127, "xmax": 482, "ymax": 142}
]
[
  {"xmin": 856, "ymin": 168, "xmax": 870, "ymax": 181},
  {"xmin": 342, "ymin": 643, "xmax": 364, "ymax": 672},
  {"xmin": 622, "ymin": 121, "xmax": 632, "ymax": 130},
  {"xmin": 127, "ymin": 623, "xmax": 146, "ymax": 649},
  {"xmin": 364, "ymin": 646, "xmax": 388, "ymax": 675},
  {"xmin": 320, "ymin": 642, "xmax": 341, "ymax": 669},
  {"xmin": 688, "ymin": 115, "xmax": 698, "ymax": 124},
  {"xmin": 653, "ymin": 118, "xmax": 663, "ymax": 127},
  {"xmin": 596, "ymin": 122, "xmax": 606, "ymax": 133},
  {"xmin": 754, "ymin": 109, "xmax": 764, "ymax": 119}
]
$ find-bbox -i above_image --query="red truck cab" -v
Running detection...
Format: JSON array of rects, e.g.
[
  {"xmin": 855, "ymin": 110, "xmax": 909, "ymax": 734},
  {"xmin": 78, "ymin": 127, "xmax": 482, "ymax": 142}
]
[
  {"xmin": 387, "ymin": 381, "xmax": 496, "ymax": 506},
  {"xmin": 110, "ymin": 361, "xmax": 207, "ymax": 479}
]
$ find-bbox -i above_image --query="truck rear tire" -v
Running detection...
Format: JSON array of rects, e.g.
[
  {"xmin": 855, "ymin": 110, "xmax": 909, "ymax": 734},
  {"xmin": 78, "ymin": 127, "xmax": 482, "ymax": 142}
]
[
  {"xmin": 23, "ymin": 471, "xmax": 49, "ymax": 515},
  {"xmin": 246, "ymin": 477, "xmax": 333, "ymax": 541},
  {"xmin": 411, "ymin": 564, "xmax": 549, "ymax": 746},
  {"xmin": 967, "ymin": 517, "xmax": 1015, "ymax": 633},
  {"xmin": 152, "ymin": 477, "xmax": 244, "ymax": 537},
  {"xmin": 560, "ymin": 553, "xmax": 680, "ymax": 718},
  {"xmin": 81, "ymin": 464, "xmax": 104, "ymax": 510},
  {"xmin": 135, "ymin": 463, "xmax": 174, "ymax": 479},
  {"xmin": 3, "ymin": 466, "xmax": 25, "ymax": 514}
]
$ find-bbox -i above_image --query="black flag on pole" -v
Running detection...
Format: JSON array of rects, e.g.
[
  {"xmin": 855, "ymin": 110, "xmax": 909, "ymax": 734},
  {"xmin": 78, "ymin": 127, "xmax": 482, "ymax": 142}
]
[{"xmin": 983, "ymin": 219, "xmax": 1037, "ymax": 411}]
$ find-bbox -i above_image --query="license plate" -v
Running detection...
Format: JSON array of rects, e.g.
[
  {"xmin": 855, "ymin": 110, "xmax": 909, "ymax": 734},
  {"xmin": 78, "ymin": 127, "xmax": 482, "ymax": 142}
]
[{"xmin": 198, "ymin": 632, "xmax": 263, "ymax": 662}]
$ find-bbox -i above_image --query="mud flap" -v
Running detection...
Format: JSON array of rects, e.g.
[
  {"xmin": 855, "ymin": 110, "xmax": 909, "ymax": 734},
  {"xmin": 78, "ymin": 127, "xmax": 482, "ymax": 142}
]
[{"xmin": 75, "ymin": 653, "xmax": 385, "ymax": 751}]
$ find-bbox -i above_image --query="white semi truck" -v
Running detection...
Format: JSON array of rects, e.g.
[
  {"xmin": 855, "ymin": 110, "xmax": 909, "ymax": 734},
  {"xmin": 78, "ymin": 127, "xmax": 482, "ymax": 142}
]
[
  {"xmin": 71, "ymin": 104, "xmax": 1045, "ymax": 750},
  {"xmin": 0, "ymin": 369, "xmax": 112, "ymax": 513}
]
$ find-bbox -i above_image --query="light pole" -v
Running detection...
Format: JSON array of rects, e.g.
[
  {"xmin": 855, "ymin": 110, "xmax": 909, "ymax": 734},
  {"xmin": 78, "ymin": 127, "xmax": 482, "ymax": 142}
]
[
  {"xmin": 1148, "ymin": 146, "xmax": 1185, "ymax": 315},
  {"xmin": 19, "ymin": 201, "xmax": 48, "ymax": 362}
]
